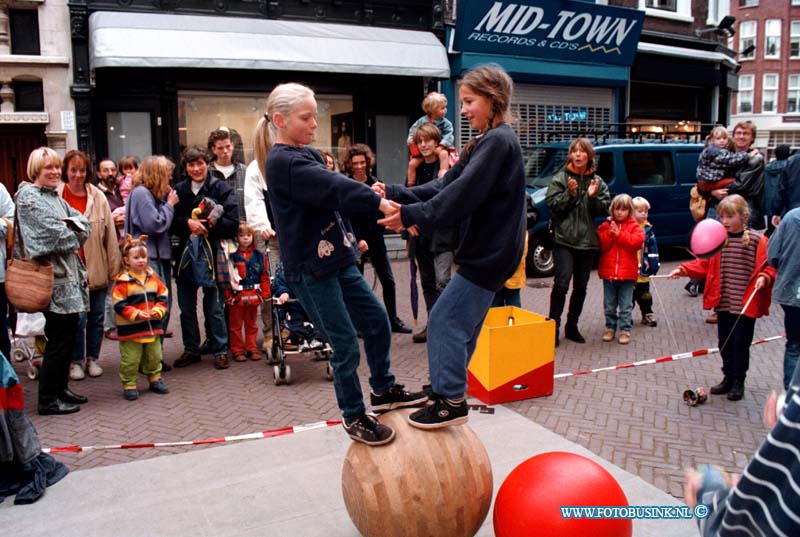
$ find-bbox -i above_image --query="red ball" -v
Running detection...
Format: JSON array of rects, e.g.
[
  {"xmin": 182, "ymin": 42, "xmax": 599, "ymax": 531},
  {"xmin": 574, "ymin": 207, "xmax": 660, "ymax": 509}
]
[
  {"xmin": 689, "ymin": 218, "xmax": 727, "ymax": 259},
  {"xmin": 493, "ymin": 452, "xmax": 632, "ymax": 537}
]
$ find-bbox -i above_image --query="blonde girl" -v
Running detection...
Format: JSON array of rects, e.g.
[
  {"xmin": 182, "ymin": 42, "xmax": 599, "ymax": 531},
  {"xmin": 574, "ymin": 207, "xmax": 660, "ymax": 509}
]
[
  {"xmin": 113, "ymin": 236, "xmax": 170, "ymax": 401},
  {"xmin": 670, "ymin": 195, "xmax": 775, "ymax": 401},
  {"xmin": 377, "ymin": 64, "xmax": 527, "ymax": 429},
  {"xmin": 126, "ymin": 155, "xmax": 179, "ymax": 361},
  {"xmin": 597, "ymin": 194, "xmax": 645, "ymax": 345},
  {"xmin": 254, "ymin": 82, "xmax": 426, "ymax": 446}
]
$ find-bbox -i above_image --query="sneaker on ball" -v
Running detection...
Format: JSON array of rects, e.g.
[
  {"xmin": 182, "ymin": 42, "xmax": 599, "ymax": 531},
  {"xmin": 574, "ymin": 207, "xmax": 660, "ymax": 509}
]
[
  {"xmin": 408, "ymin": 396, "xmax": 469, "ymax": 430},
  {"xmin": 370, "ymin": 383, "xmax": 428, "ymax": 413},
  {"xmin": 343, "ymin": 414, "xmax": 395, "ymax": 446}
]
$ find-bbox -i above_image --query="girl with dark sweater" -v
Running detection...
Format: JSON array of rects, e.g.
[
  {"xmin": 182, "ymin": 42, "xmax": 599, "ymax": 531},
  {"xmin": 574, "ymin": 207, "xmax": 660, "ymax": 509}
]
[
  {"xmin": 378, "ymin": 65, "xmax": 527, "ymax": 429},
  {"xmin": 255, "ymin": 83, "xmax": 426, "ymax": 447}
]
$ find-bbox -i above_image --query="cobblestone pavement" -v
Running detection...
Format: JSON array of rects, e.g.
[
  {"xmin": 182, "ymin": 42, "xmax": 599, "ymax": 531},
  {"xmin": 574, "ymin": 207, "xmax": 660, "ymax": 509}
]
[{"xmin": 11, "ymin": 253, "xmax": 786, "ymax": 500}]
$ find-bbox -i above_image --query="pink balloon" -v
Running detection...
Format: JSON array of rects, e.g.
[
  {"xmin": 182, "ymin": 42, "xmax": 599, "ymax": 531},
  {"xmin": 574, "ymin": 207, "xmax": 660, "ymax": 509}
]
[{"xmin": 690, "ymin": 219, "xmax": 727, "ymax": 259}]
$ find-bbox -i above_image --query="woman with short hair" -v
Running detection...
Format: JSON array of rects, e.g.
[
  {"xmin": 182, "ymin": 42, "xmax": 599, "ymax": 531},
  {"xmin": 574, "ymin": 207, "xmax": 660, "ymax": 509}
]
[{"xmin": 17, "ymin": 147, "xmax": 91, "ymax": 415}]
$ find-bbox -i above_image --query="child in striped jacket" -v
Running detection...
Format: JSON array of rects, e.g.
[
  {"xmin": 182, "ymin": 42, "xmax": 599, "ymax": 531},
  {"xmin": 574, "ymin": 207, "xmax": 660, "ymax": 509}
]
[{"xmin": 112, "ymin": 235, "xmax": 170, "ymax": 401}]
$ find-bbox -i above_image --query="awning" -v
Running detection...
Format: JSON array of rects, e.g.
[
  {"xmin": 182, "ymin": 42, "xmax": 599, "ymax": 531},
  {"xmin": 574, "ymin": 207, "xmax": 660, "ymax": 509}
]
[{"xmin": 89, "ymin": 11, "xmax": 450, "ymax": 78}]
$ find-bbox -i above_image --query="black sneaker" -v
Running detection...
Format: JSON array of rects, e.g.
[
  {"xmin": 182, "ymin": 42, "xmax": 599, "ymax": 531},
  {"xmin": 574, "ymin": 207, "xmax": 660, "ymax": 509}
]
[
  {"xmin": 343, "ymin": 414, "xmax": 395, "ymax": 446},
  {"xmin": 408, "ymin": 397, "xmax": 469, "ymax": 430},
  {"xmin": 370, "ymin": 383, "xmax": 428, "ymax": 413}
]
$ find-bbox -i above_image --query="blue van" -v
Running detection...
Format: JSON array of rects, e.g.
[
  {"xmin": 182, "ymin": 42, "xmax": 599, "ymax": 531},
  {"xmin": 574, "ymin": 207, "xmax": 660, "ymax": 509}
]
[{"xmin": 525, "ymin": 141, "xmax": 704, "ymax": 276}]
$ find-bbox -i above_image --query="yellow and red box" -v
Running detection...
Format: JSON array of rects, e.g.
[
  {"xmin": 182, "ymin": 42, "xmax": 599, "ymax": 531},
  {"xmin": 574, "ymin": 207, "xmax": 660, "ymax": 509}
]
[{"xmin": 467, "ymin": 306, "xmax": 555, "ymax": 405}]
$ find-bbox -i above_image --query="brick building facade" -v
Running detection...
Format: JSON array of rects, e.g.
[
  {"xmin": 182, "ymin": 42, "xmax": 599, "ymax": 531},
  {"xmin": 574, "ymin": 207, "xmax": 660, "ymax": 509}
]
[{"xmin": 730, "ymin": 0, "xmax": 800, "ymax": 154}]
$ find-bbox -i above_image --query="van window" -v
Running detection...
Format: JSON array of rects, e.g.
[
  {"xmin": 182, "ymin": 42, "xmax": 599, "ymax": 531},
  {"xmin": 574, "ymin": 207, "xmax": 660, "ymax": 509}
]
[
  {"xmin": 623, "ymin": 151, "xmax": 675, "ymax": 186},
  {"xmin": 595, "ymin": 152, "xmax": 614, "ymax": 184}
]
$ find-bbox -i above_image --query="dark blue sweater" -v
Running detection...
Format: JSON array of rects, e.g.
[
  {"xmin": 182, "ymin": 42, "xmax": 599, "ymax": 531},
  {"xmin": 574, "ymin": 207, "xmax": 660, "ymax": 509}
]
[
  {"xmin": 265, "ymin": 144, "xmax": 381, "ymax": 280},
  {"xmin": 170, "ymin": 174, "xmax": 239, "ymax": 258},
  {"xmin": 386, "ymin": 124, "xmax": 526, "ymax": 292}
]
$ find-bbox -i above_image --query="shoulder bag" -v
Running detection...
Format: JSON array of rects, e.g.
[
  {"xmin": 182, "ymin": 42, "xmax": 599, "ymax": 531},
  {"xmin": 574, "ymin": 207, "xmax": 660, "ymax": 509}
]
[{"xmin": 5, "ymin": 205, "xmax": 54, "ymax": 312}]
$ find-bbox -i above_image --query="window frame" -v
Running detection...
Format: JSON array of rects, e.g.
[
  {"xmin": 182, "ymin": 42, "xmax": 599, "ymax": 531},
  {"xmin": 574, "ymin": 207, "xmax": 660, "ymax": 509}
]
[
  {"xmin": 762, "ymin": 73, "xmax": 779, "ymax": 113},
  {"xmin": 738, "ymin": 74, "xmax": 755, "ymax": 113},
  {"xmin": 739, "ymin": 21, "xmax": 757, "ymax": 61},
  {"xmin": 639, "ymin": 0, "xmax": 693, "ymax": 23},
  {"xmin": 791, "ymin": 21, "xmax": 800, "ymax": 59},
  {"xmin": 8, "ymin": 9, "xmax": 41, "ymax": 56},
  {"xmin": 706, "ymin": 0, "xmax": 730, "ymax": 26},
  {"xmin": 788, "ymin": 74, "xmax": 800, "ymax": 114},
  {"xmin": 765, "ymin": 19, "xmax": 782, "ymax": 60}
]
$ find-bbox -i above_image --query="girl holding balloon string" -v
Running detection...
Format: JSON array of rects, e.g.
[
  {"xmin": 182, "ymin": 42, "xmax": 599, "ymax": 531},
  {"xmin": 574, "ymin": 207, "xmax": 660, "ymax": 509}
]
[{"xmin": 669, "ymin": 194, "xmax": 775, "ymax": 402}]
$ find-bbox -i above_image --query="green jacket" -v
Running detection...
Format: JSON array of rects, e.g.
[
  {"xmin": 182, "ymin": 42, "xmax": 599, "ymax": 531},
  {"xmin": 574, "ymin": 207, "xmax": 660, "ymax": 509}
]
[{"xmin": 545, "ymin": 166, "xmax": 610, "ymax": 250}]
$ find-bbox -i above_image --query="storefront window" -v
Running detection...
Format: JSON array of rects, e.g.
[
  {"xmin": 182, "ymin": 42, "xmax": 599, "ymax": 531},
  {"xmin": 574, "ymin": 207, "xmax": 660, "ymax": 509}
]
[
  {"xmin": 177, "ymin": 92, "xmax": 353, "ymax": 164},
  {"xmin": 107, "ymin": 112, "xmax": 152, "ymax": 162}
]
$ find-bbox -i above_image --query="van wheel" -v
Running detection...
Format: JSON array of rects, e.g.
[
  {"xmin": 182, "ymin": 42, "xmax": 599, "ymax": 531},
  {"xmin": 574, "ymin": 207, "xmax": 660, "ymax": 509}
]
[{"xmin": 526, "ymin": 233, "xmax": 555, "ymax": 278}]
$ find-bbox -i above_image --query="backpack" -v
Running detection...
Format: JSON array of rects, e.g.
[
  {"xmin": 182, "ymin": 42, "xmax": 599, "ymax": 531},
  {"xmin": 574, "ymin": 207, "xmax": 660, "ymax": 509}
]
[{"xmin": 175, "ymin": 235, "xmax": 216, "ymax": 288}]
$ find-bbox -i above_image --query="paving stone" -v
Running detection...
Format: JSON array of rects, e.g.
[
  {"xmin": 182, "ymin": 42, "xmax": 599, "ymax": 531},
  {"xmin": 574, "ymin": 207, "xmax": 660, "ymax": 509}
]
[{"xmin": 11, "ymin": 255, "xmax": 786, "ymax": 503}]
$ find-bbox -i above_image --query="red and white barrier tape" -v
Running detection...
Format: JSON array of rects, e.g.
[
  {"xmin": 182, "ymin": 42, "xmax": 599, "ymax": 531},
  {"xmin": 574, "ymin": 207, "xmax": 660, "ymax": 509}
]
[
  {"xmin": 553, "ymin": 334, "xmax": 785, "ymax": 379},
  {"xmin": 43, "ymin": 419, "xmax": 342, "ymax": 454}
]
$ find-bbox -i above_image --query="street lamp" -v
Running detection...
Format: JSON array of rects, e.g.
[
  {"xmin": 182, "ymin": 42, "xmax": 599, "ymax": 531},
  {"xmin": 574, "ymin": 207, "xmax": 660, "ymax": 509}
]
[{"xmin": 695, "ymin": 15, "xmax": 736, "ymax": 38}]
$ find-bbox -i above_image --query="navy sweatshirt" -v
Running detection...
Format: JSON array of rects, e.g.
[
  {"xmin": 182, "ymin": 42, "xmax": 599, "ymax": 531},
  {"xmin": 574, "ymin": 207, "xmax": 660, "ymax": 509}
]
[
  {"xmin": 265, "ymin": 144, "xmax": 380, "ymax": 281},
  {"xmin": 385, "ymin": 123, "xmax": 526, "ymax": 292},
  {"xmin": 170, "ymin": 174, "xmax": 240, "ymax": 258}
]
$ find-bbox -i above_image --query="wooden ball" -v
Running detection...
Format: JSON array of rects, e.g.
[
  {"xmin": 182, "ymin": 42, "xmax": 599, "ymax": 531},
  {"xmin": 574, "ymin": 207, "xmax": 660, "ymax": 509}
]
[{"xmin": 341, "ymin": 409, "xmax": 493, "ymax": 537}]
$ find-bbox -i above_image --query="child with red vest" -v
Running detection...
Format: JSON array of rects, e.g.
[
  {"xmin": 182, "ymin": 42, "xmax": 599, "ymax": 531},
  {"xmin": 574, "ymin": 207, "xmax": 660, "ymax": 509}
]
[
  {"xmin": 597, "ymin": 194, "xmax": 645, "ymax": 345},
  {"xmin": 224, "ymin": 222, "xmax": 271, "ymax": 361},
  {"xmin": 670, "ymin": 194, "xmax": 776, "ymax": 401},
  {"xmin": 112, "ymin": 235, "xmax": 170, "ymax": 401}
]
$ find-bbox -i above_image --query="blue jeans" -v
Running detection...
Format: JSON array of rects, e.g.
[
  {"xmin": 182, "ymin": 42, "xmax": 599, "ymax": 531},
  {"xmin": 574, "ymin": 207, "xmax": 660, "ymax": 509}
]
[
  {"xmin": 603, "ymin": 280, "xmax": 635, "ymax": 333},
  {"xmin": 176, "ymin": 281, "xmax": 227, "ymax": 355},
  {"xmin": 491, "ymin": 288, "xmax": 521, "ymax": 308},
  {"xmin": 149, "ymin": 258, "xmax": 173, "ymax": 341},
  {"xmin": 782, "ymin": 305, "xmax": 800, "ymax": 390},
  {"xmin": 72, "ymin": 287, "xmax": 108, "ymax": 363},
  {"xmin": 289, "ymin": 264, "xmax": 394, "ymax": 421},
  {"xmin": 427, "ymin": 272, "xmax": 495, "ymax": 399}
]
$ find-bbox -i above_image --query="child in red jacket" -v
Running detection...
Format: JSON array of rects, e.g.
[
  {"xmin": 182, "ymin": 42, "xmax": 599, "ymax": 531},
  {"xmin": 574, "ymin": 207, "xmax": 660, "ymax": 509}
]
[
  {"xmin": 597, "ymin": 194, "xmax": 645, "ymax": 345},
  {"xmin": 670, "ymin": 194, "xmax": 776, "ymax": 401},
  {"xmin": 225, "ymin": 223, "xmax": 271, "ymax": 362}
]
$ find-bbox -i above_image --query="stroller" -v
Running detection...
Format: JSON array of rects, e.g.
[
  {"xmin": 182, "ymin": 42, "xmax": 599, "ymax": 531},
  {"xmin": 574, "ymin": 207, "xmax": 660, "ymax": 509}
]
[
  {"xmin": 267, "ymin": 264, "xmax": 333, "ymax": 385},
  {"xmin": 10, "ymin": 312, "xmax": 46, "ymax": 380},
  {"xmin": 268, "ymin": 297, "xmax": 333, "ymax": 385}
]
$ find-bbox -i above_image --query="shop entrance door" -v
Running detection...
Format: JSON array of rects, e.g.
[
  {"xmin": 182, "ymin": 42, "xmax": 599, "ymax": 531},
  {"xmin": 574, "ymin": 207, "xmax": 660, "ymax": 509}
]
[{"xmin": 0, "ymin": 125, "xmax": 46, "ymax": 193}]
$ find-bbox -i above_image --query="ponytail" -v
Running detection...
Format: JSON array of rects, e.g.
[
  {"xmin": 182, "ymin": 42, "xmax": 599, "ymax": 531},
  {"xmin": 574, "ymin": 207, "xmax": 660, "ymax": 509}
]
[
  {"xmin": 253, "ymin": 116, "xmax": 271, "ymax": 178},
  {"xmin": 256, "ymin": 82, "xmax": 315, "ymax": 177}
]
